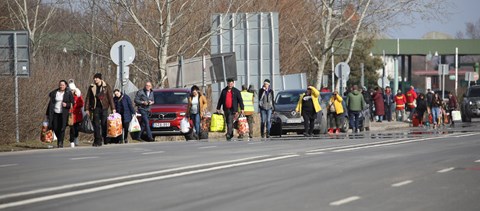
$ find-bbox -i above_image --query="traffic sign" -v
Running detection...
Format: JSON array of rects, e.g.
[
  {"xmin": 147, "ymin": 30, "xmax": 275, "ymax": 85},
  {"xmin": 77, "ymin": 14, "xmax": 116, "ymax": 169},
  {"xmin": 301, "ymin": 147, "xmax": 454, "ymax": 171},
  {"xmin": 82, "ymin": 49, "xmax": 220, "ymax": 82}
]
[
  {"xmin": 335, "ymin": 62, "xmax": 350, "ymax": 79},
  {"xmin": 465, "ymin": 72, "xmax": 475, "ymax": 81},
  {"xmin": 377, "ymin": 77, "xmax": 389, "ymax": 88},
  {"xmin": 110, "ymin": 40, "xmax": 135, "ymax": 65}
]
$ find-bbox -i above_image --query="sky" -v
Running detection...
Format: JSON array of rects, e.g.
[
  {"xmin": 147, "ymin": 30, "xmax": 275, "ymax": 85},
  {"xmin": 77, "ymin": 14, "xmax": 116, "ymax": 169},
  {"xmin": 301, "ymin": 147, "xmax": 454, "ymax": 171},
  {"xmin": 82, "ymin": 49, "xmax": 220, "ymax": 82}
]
[{"xmin": 388, "ymin": 0, "xmax": 480, "ymax": 39}]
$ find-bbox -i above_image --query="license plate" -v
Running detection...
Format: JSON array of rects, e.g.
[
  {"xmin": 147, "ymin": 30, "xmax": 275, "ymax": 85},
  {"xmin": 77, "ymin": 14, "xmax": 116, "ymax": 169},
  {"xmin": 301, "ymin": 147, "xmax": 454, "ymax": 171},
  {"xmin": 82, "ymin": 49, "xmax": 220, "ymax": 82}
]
[
  {"xmin": 153, "ymin": 122, "xmax": 170, "ymax": 128},
  {"xmin": 286, "ymin": 118, "xmax": 302, "ymax": 124}
]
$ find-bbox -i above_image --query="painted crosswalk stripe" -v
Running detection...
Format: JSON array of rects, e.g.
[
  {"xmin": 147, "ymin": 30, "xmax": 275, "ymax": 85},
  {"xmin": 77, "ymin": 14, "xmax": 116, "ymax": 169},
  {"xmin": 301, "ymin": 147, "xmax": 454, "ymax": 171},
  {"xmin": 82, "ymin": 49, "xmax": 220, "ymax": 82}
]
[
  {"xmin": 329, "ymin": 196, "xmax": 361, "ymax": 206},
  {"xmin": 199, "ymin": 146, "xmax": 217, "ymax": 149},
  {"xmin": 142, "ymin": 151, "xmax": 164, "ymax": 155},
  {"xmin": 69, "ymin": 157, "xmax": 98, "ymax": 160},
  {"xmin": 437, "ymin": 167, "xmax": 455, "ymax": 173},
  {"xmin": 391, "ymin": 180, "xmax": 412, "ymax": 187},
  {"xmin": 0, "ymin": 164, "xmax": 18, "ymax": 168},
  {"xmin": 475, "ymin": 160, "xmax": 480, "ymax": 163}
]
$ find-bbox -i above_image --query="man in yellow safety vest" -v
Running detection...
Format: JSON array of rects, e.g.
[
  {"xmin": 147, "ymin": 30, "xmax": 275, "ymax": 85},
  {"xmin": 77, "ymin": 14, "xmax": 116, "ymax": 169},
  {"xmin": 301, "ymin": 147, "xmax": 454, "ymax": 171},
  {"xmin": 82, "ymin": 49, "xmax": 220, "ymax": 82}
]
[{"xmin": 240, "ymin": 85, "xmax": 255, "ymax": 139}]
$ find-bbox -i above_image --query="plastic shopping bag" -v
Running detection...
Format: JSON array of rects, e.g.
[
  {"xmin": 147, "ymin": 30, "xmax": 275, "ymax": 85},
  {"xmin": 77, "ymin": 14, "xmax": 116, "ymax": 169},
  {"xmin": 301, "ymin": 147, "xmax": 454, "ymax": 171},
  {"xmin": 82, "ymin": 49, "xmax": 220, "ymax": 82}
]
[
  {"xmin": 452, "ymin": 110, "xmax": 461, "ymax": 121},
  {"xmin": 79, "ymin": 114, "xmax": 94, "ymax": 134},
  {"xmin": 237, "ymin": 115, "xmax": 249, "ymax": 135},
  {"xmin": 210, "ymin": 113, "xmax": 225, "ymax": 132},
  {"xmin": 40, "ymin": 121, "xmax": 54, "ymax": 143},
  {"xmin": 107, "ymin": 113, "xmax": 123, "ymax": 138},
  {"xmin": 128, "ymin": 114, "xmax": 141, "ymax": 132},
  {"xmin": 180, "ymin": 117, "xmax": 191, "ymax": 133}
]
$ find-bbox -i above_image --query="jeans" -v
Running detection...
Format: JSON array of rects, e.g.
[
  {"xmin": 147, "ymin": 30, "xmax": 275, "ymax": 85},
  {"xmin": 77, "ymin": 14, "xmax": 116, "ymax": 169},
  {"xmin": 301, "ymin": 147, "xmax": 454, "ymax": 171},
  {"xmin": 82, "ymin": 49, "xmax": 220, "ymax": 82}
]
[
  {"xmin": 93, "ymin": 108, "xmax": 108, "ymax": 146},
  {"xmin": 190, "ymin": 113, "xmax": 200, "ymax": 135},
  {"xmin": 395, "ymin": 109, "xmax": 405, "ymax": 122},
  {"xmin": 224, "ymin": 109, "xmax": 235, "ymax": 139},
  {"xmin": 139, "ymin": 109, "xmax": 153, "ymax": 140},
  {"xmin": 328, "ymin": 112, "xmax": 342, "ymax": 129},
  {"xmin": 260, "ymin": 109, "xmax": 272, "ymax": 136},
  {"xmin": 384, "ymin": 104, "xmax": 392, "ymax": 121},
  {"xmin": 431, "ymin": 106, "xmax": 441, "ymax": 124},
  {"xmin": 349, "ymin": 111, "xmax": 361, "ymax": 131},
  {"xmin": 302, "ymin": 112, "xmax": 316, "ymax": 135}
]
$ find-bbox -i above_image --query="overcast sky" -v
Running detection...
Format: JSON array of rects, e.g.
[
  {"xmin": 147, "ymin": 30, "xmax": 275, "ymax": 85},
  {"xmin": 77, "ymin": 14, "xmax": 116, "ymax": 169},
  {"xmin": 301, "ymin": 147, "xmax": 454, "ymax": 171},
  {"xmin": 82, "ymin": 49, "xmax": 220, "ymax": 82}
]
[{"xmin": 388, "ymin": 0, "xmax": 480, "ymax": 39}]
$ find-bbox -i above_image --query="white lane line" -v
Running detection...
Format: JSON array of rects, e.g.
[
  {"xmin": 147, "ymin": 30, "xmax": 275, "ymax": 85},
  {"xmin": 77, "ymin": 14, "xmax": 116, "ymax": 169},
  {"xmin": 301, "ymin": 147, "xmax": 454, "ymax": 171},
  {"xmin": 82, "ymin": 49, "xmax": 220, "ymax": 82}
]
[
  {"xmin": 437, "ymin": 167, "xmax": 455, "ymax": 173},
  {"xmin": 141, "ymin": 151, "xmax": 165, "ymax": 155},
  {"xmin": 329, "ymin": 196, "xmax": 361, "ymax": 206},
  {"xmin": 305, "ymin": 152, "xmax": 325, "ymax": 155},
  {"xmin": 199, "ymin": 146, "xmax": 217, "ymax": 149},
  {"xmin": 332, "ymin": 137, "xmax": 442, "ymax": 152},
  {"xmin": 475, "ymin": 160, "xmax": 480, "ymax": 163},
  {"xmin": 69, "ymin": 157, "xmax": 98, "ymax": 160},
  {"xmin": 391, "ymin": 180, "xmax": 413, "ymax": 187},
  {"xmin": 0, "ymin": 154, "xmax": 298, "ymax": 210},
  {"xmin": 0, "ymin": 155, "xmax": 270, "ymax": 201},
  {"xmin": 0, "ymin": 164, "xmax": 18, "ymax": 168}
]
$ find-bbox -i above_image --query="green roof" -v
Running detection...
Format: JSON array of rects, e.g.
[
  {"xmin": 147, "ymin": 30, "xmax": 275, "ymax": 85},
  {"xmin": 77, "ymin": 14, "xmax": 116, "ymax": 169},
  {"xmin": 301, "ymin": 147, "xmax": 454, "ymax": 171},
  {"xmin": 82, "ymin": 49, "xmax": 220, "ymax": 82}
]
[{"xmin": 370, "ymin": 39, "xmax": 480, "ymax": 56}]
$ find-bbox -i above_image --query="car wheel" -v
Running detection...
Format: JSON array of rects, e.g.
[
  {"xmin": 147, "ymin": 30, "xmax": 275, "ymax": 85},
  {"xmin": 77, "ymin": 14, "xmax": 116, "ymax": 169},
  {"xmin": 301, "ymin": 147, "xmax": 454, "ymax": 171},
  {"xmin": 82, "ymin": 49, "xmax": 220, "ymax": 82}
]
[{"xmin": 340, "ymin": 117, "xmax": 349, "ymax": 132}]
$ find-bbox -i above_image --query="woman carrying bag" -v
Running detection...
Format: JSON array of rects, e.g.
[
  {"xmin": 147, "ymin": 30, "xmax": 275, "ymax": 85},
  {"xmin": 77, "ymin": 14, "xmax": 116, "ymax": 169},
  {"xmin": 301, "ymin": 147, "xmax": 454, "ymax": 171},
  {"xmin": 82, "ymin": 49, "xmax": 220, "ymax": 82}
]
[
  {"xmin": 68, "ymin": 80, "xmax": 84, "ymax": 147},
  {"xmin": 46, "ymin": 80, "xmax": 74, "ymax": 148},
  {"xmin": 186, "ymin": 85, "xmax": 208, "ymax": 138},
  {"xmin": 113, "ymin": 89, "xmax": 136, "ymax": 143},
  {"xmin": 327, "ymin": 91, "xmax": 344, "ymax": 134}
]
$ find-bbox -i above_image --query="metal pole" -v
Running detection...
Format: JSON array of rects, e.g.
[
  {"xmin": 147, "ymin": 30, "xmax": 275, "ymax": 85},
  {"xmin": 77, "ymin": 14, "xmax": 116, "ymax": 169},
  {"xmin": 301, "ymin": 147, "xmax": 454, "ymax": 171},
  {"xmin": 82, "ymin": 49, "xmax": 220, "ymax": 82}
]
[
  {"xmin": 382, "ymin": 50, "xmax": 385, "ymax": 89},
  {"xmin": 455, "ymin": 47, "xmax": 458, "ymax": 96},
  {"xmin": 339, "ymin": 64, "xmax": 343, "ymax": 95},
  {"xmin": 442, "ymin": 64, "xmax": 445, "ymax": 101},
  {"xmin": 118, "ymin": 44, "xmax": 124, "ymax": 143},
  {"xmin": 202, "ymin": 54, "xmax": 206, "ymax": 93},
  {"xmin": 180, "ymin": 55, "xmax": 184, "ymax": 87},
  {"xmin": 222, "ymin": 55, "xmax": 227, "ymax": 84},
  {"xmin": 393, "ymin": 57, "xmax": 398, "ymax": 95},
  {"xmin": 14, "ymin": 32, "xmax": 19, "ymax": 143},
  {"xmin": 331, "ymin": 48, "xmax": 335, "ymax": 91},
  {"xmin": 360, "ymin": 63, "xmax": 364, "ymax": 88}
]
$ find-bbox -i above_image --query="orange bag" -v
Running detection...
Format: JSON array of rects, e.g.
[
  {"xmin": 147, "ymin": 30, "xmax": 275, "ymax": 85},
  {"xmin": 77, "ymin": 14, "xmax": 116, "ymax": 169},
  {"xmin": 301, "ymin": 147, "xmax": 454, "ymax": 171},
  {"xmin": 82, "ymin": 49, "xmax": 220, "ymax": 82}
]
[
  {"xmin": 40, "ymin": 122, "xmax": 54, "ymax": 143},
  {"xmin": 237, "ymin": 115, "xmax": 249, "ymax": 135},
  {"xmin": 107, "ymin": 113, "xmax": 123, "ymax": 138}
]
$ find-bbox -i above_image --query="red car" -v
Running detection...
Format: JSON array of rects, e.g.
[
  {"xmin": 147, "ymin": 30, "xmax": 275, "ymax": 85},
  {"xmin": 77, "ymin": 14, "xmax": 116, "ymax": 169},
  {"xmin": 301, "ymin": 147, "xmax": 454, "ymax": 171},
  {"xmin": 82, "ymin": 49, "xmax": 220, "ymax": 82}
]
[{"xmin": 147, "ymin": 88, "xmax": 190, "ymax": 138}]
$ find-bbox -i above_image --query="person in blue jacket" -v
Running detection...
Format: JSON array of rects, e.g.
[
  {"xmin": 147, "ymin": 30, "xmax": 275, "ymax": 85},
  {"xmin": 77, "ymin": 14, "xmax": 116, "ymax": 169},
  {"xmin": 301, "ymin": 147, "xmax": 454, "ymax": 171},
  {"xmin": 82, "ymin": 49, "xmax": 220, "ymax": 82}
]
[{"xmin": 113, "ymin": 89, "xmax": 136, "ymax": 143}]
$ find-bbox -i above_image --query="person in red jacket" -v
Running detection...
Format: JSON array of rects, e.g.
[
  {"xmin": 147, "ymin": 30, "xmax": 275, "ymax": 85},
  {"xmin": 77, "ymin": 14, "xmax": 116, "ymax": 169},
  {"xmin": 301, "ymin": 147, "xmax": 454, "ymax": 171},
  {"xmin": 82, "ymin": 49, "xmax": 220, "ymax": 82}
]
[
  {"xmin": 68, "ymin": 81, "xmax": 84, "ymax": 147},
  {"xmin": 405, "ymin": 86, "xmax": 417, "ymax": 121},
  {"xmin": 394, "ymin": 89, "xmax": 407, "ymax": 121}
]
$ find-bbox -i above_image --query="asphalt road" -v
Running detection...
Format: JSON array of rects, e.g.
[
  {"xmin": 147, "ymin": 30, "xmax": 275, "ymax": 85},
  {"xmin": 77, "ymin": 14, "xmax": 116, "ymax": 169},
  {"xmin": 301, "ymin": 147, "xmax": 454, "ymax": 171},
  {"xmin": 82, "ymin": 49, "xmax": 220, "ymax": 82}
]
[{"xmin": 1, "ymin": 122, "xmax": 479, "ymax": 211}]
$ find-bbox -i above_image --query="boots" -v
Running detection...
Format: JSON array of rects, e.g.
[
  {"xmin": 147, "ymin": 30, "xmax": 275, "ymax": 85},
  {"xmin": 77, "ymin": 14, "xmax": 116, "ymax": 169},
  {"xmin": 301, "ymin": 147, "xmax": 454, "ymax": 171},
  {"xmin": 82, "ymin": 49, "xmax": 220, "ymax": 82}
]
[{"xmin": 328, "ymin": 128, "xmax": 334, "ymax": 134}]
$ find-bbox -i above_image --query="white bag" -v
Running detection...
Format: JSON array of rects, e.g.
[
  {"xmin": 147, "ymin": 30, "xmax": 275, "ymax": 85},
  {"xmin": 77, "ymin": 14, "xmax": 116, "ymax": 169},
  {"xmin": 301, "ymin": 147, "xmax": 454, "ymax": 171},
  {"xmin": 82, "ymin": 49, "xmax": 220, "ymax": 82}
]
[
  {"xmin": 451, "ymin": 110, "xmax": 461, "ymax": 121},
  {"xmin": 128, "ymin": 114, "xmax": 141, "ymax": 132},
  {"xmin": 180, "ymin": 117, "xmax": 190, "ymax": 133}
]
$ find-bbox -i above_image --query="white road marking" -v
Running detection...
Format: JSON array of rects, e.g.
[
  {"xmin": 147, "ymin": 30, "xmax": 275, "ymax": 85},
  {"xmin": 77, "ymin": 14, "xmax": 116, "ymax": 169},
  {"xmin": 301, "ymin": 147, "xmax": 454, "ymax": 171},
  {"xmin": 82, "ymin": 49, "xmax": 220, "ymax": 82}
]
[
  {"xmin": 475, "ymin": 160, "xmax": 480, "ymax": 163},
  {"xmin": 391, "ymin": 180, "xmax": 413, "ymax": 187},
  {"xmin": 329, "ymin": 196, "xmax": 361, "ymax": 206},
  {"xmin": 69, "ymin": 157, "xmax": 98, "ymax": 160},
  {"xmin": 0, "ymin": 154, "xmax": 298, "ymax": 210},
  {"xmin": 0, "ymin": 164, "xmax": 18, "ymax": 168},
  {"xmin": 141, "ymin": 151, "xmax": 164, "ymax": 155},
  {"xmin": 199, "ymin": 146, "xmax": 217, "ymax": 149},
  {"xmin": 437, "ymin": 167, "xmax": 455, "ymax": 173},
  {"xmin": 305, "ymin": 152, "xmax": 325, "ymax": 155}
]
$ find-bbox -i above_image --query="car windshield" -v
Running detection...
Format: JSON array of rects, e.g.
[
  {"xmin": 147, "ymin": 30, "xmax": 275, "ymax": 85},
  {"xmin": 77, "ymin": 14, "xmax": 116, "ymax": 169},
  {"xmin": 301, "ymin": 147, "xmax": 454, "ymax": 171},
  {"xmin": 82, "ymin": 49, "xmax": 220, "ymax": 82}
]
[
  {"xmin": 275, "ymin": 92, "xmax": 302, "ymax": 105},
  {"xmin": 468, "ymin": 87, "xmax": 480, "ymax": 97},
  {"xmin": 154, "ymin": 91, "xmax": 189, "ymax": 105},
  {"xmin": 320, "ymin": 93, "xmax": 332, "ymax": 103}
]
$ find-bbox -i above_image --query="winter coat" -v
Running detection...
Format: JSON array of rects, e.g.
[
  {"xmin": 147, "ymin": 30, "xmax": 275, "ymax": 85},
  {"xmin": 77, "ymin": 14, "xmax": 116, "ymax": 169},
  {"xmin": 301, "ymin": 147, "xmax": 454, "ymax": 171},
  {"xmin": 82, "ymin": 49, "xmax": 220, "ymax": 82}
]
[
  {"xmin": 328, "ymin": 93, "xmax": 344, "ymax": 115},
  {"xmin": 71, "ymin": 94, "xmax": 84, "ymax": 124},
  {"xmin": 296, "ymin": 86, "xmax": 322, "ymax": 113},
  {"xmin": 217, "ymin": 87, "xmax": 244, "ymax": 113},
  {"xmin": 448, "ymin": 95, "xmax": 458, "ymax": 110},
  {"xmin": 186, "ymin": 94, "xmax": 208, "ymax": 118},
  {"xmin": 373, "ymin": 91, "xmax": 385, "ymax": 116},
  {"xmin": 85, "ymin": 80, "xmax": 115, "ymax": 111},
  {"xmin": 394, "ymin": 94, "xmax": 407, "ymax": 110},
  {"xmin": 258, "ymin": 87, "xmax": 276, "ymax": 111},
  {"xmin": 46, "ymin": 89, "xmax": 74, "ymax": 130},
  {"xmin": 114, "ymin": 94, "xmax": 135, "ymax": 123},
  {"xmin": 406, "ymin": 88, "xmax": 417, "ymax": 109},
  {"xmin": 134, "ymin": 88, "xmax": 155, "ymax": 112},
  {"xmin": 346, "ymin": 90, "xmax": 366, "ymax": 112},
  {"xmin": 384, "ymin": 92, "xmax": 394, "ymax": 106}
]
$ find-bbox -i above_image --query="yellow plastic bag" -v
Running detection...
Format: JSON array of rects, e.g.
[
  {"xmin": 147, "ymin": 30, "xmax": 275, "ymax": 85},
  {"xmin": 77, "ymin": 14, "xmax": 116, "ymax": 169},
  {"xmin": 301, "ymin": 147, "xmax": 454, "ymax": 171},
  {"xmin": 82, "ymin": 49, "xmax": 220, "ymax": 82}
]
[{"xmin": 210, "ymin": 113, "xmax": 225, "ymax": 132}]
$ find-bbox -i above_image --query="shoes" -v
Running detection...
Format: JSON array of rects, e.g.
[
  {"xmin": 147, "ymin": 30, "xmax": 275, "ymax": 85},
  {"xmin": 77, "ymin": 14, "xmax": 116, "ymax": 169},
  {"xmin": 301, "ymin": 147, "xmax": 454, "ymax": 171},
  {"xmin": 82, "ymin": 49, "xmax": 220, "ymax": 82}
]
[
  {"xmin": 249, "ymin": 135, "xmax": 253, "ymax": 139},
  {"xmin": 303, "ymin": 133, "xmax": 311, "ymax": 137},
  {"xmin": 335, "ymin": 128, "xmax": 340, "ymax": 134},
  {"xmin": 261, "ymin": 133, "xmax": 265, "ymax": 138},
  {"xmin": 70, "ymin": 142, "xmax": 75, "ymax": 148},
  {"xmin": 328, "ymin": 128, "xmax": 334, "ymax": 134}
]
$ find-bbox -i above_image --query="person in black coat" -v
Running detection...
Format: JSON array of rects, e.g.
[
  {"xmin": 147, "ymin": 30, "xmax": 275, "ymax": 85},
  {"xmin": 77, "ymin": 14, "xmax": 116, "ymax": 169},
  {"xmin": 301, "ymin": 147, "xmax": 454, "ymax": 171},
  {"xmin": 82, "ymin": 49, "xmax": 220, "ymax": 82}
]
[
  {"xmin": 113, "ymin": 89, "xmax": 136, "ymax": 143},
  {"xmin": 216, "ymin": 78, "xmax": 244, "ymax": 140},
  {"xmin": 46, "ymin": 80, "xmax": 74, "ymax": 148}
]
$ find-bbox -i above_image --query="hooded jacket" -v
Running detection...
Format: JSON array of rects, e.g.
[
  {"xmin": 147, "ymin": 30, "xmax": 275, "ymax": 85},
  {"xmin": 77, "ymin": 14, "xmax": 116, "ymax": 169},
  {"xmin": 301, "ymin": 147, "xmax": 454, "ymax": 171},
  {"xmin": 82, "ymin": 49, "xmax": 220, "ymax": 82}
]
[{"xmin": 346, "ymin": 90, "xmax": 366, "ymax": 112}]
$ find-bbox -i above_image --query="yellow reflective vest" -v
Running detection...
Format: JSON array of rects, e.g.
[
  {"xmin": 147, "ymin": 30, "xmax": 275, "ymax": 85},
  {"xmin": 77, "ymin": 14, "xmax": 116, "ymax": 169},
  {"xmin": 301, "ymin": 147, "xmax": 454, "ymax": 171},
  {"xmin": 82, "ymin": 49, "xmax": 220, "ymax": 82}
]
[{"xmin": 241, "ymin": 91, "xmax": 254, "ymax": 115}]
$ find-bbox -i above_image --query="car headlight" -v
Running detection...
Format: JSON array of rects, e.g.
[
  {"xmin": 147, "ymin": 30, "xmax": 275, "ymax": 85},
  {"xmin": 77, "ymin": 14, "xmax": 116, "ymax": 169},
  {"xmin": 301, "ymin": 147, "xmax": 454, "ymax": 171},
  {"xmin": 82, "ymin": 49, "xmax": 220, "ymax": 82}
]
[
  {"xmin": 179, "ymin": 112, "xmax": 186, "ymax": 116},
  {"xmin": 469, "ymin": 101, "xmax": 473, "ymax": 105}
]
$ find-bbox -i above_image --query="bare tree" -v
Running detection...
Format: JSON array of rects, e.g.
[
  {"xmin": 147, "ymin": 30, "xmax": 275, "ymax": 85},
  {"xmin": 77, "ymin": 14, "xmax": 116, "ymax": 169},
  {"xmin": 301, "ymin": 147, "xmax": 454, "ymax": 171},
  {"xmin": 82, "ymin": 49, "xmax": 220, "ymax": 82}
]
[{"xmin": 456, "ymin": 18, "xmax": 480, "ymax": 39}]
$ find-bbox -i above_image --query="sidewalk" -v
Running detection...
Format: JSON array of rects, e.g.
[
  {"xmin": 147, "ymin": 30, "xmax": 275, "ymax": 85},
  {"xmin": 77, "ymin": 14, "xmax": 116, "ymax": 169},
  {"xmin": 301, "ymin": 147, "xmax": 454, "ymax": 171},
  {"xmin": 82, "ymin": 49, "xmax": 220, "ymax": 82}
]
[{"xmin": 369, "ymin": 120, "xmax": 410, "ymax": 131}]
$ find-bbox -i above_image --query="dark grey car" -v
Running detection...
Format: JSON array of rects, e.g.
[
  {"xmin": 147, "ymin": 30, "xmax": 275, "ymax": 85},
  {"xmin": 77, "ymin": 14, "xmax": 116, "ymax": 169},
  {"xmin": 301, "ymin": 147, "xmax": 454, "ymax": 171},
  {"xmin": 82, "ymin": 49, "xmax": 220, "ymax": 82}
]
[{"xmin": 461, "ymin": 85, "xmax": 480, "ymax": 122}]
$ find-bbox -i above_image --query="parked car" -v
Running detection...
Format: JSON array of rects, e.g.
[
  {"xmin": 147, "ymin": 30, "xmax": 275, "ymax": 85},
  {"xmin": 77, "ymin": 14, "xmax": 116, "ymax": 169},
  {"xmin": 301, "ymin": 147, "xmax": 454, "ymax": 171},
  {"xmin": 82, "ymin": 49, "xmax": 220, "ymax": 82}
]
[
  {"xmin": 270, "ymin": 89, "xmax": 327, "ymax": 136},
  {"xmin": 461, "ymin": 85, "xmax": 480, "ymax": 122},
  {"xmin": 144, "ymin": 88, "xmax": 190, "ymax": 139}
]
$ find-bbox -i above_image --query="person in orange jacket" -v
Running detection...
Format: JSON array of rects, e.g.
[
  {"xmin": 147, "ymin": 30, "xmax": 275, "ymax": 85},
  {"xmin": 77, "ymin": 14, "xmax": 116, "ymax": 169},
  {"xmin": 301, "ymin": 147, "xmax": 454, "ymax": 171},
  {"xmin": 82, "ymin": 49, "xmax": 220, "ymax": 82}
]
[{"xmin": 394, "ymin": 89, "xmax": 407, "ymax": 121}]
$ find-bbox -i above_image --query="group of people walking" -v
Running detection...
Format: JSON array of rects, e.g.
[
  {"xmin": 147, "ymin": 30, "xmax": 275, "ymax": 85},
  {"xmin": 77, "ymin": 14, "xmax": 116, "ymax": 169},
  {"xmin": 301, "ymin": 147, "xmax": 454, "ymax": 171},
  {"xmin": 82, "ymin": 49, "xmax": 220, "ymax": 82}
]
[{"xmin": 46, "ymin": 73, "xmax": 157, "ymax": 148}]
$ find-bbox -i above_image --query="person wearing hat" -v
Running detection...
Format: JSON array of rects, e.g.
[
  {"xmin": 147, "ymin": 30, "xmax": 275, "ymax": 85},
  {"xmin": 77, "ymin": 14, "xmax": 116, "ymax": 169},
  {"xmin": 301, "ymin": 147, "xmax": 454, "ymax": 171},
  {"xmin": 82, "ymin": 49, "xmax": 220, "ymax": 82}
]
[
  {"xmin": 113, "ymin": 89, "xmax": 135, "ymax": 143},
  {"xmin": 68, "ymin": 79, "xmax": 84, "ymax": 147},
  {"xmin": 258, "ymin": 79, "xmax": 275, "ymax": 138},
  {"xmin": 46, "ymin": 80, "xmax": 74, "ymax": 148},
  {"xmin": 216, "ymin": 78, "xmax": 244, "ymax": 140},
  {"xmin": 85, "ymin": 73, "xmax": 116, "ymax": 147}
]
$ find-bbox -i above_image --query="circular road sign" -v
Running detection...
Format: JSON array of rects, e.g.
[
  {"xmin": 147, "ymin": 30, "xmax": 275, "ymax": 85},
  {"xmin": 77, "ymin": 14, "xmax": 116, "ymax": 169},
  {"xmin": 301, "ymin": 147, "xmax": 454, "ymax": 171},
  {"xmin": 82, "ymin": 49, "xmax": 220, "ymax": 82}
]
[
  {"xmin": 377, "ymin": 77, "xmax": 390, "ymax": 88},
  {"xmin": 110, "ymin": 40, "xmax": 136, "ymax": 65},
  {"xmin": 335, "ymin": 62, "xmax": 350, "ymax": 79}
]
